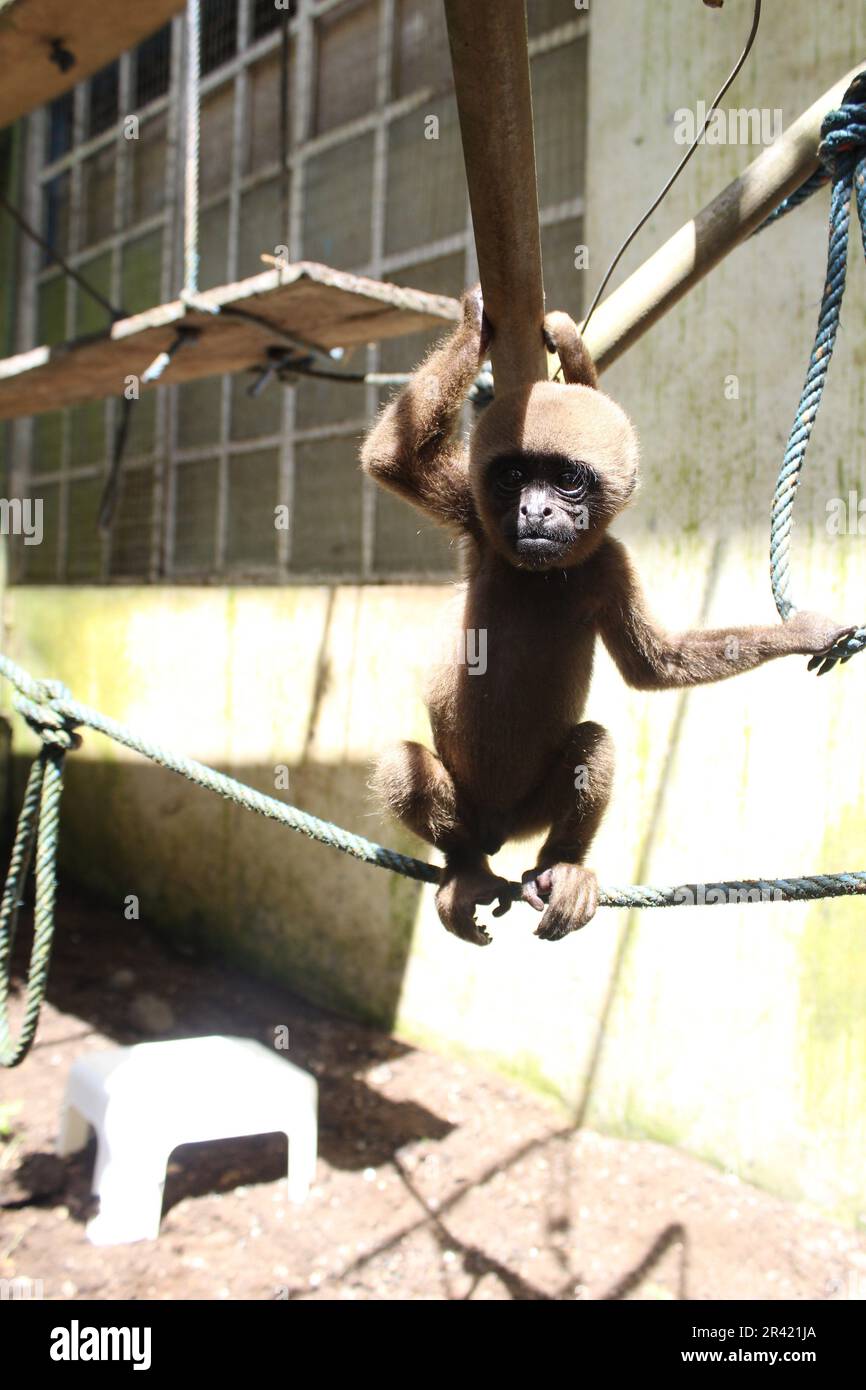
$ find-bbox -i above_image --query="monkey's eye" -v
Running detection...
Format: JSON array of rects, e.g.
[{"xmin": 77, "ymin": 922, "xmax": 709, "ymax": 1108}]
[
  {"xmin": 557, "ymin": 464, "xmax": 595, "ymax": 494},
  {"xmin": 495, "ymin": 465, "xmax": 524, "ymax": 493}
]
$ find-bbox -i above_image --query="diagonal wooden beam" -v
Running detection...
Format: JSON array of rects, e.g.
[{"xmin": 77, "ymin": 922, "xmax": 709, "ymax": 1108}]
[
  {"xmin": 584, "ymin": 63, "xmax": 866, "ymax": 374},
  {"xmin": 444, "ymin": 0, "xmax": 547, "ymax": 392}
]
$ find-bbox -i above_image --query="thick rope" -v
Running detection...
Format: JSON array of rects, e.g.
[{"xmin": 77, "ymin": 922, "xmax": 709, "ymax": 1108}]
[
  {"xmin": 2, "ymin": 648, "xmax": 865, "ymax": 1064},
  {"xmin": 2, "ymin": 651, "xmax": 864, "ymax": 912},
  {"xmin": 765, "ymin": 72, "xmax": 866, "ymax": 674},
  {"xmin": 0, "ymin": 685, "xmax": 76, "ymax": 1067}
]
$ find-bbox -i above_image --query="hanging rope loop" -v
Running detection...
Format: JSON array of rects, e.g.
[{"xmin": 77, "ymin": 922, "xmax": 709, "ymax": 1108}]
[
  {"xmin": 0, "ymin": 737, "xmax": 68, "ymax": 1068},
  {"xmin": 768, "ymin": 71, "xmax": 866, "ymax": 674}
]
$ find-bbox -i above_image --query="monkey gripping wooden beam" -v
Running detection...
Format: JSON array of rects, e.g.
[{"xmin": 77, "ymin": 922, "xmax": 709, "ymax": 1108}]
[
  {"xmin": 443, "ymin": 0, "xmax": 548, "ymax": 392},
  {"xmin": 584, "ymin": 62, "xmax": 866, "ymax": 374}
]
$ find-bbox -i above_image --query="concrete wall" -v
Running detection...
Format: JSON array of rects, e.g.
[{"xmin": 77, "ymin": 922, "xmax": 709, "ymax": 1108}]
[{"xmin": 4, "ymin": 1, "xmax": 866, "ymax": 1221}]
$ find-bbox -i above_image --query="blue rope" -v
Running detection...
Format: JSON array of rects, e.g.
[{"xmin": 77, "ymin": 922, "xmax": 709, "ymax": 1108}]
[{"xmin": 764, "ymin": 72, "xmax": 866, "ymax": 674}]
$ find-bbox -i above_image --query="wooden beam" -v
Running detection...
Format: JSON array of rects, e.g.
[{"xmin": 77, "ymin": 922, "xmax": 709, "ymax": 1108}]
[
  {"xmin": 584, "ymin": 63, "xmax": 866, "ymax": 374},
  {"xmin": 0, "ymin": 0, "xmax": 186, "ymax": 130},
  {"xmin": 0, "ymin": 261, "xmax": 460, "ymax": 419},
  {"xmin": 444, "ymin": 0, "xmax": 547, "ymax": 392}
]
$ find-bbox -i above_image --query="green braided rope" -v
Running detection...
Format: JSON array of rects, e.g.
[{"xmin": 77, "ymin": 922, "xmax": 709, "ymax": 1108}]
[
  {"xmin": 0, "ymin": 750, "xmax": 66, "ymax": 1066},
  {"xmin": 2, "ymin": 653, "xmax": 864, "ymax": 919},
  {"xmin": 2, "ymin": 646, "xmax": 865, "ymax": 1063}
]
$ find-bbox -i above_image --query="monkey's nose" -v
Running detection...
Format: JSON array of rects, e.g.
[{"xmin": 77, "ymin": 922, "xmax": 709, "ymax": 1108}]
[{"xmin": 520, "ymin": 504, "xmax": 552, "ymax": 519}]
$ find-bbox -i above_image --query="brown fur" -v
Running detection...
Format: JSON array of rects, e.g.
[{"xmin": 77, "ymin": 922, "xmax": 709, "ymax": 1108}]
[{"xmin": 361, "ymin": 290, "xmax": 852, "ymax": 946}]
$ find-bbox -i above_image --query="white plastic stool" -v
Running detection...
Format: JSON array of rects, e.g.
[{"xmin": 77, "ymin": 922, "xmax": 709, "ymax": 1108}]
[{"xmin": 57, "ymin": 1035, "xmax": 318, "ymax": 1245}]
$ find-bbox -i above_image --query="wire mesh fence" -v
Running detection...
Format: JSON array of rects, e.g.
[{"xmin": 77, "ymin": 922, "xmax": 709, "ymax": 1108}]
[{"xmin": 11, "ymin": 0, "xmax": 588, "ymax": 586}]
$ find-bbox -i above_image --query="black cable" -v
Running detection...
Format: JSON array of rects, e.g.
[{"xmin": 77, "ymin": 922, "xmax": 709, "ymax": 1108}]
[
  {"xmin": 97, "ymin": 396, "xmax": 135, "ymax": 534},
  {"xmin": 579, "ymin": 0, "xmax": 762, "ymax": 339},
  {"xmin": 279, "ymin": 11, "xmax": 291, "ymax": 240},
  {"xmin": 0, "ymin": 191, "xmax": 126, "ymax": 323}
]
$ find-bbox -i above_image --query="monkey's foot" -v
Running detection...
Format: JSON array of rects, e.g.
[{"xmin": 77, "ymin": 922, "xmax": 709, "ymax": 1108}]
[
  {"xmin": 436, "ymin": 865, "xmax": 512, "ymax": 947},
  {"xmin": 521, "ymin": 863, "xmax": 599, "ymax": 941}
]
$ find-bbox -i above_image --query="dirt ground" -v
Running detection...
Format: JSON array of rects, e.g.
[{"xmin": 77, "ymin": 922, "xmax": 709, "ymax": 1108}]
[{"xmin": 1, "ymin": 887, "xmax": 865, "ymax": 1302}]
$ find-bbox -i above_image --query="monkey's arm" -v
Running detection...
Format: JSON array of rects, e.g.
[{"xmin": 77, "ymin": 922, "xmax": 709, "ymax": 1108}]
[
  {"xmin": 596, "ymin": 539, "xmax": 852, "ymax": 691},
  {"xmin": 360, "ymin": 290, "xmax": 485, "ymax": 532}
]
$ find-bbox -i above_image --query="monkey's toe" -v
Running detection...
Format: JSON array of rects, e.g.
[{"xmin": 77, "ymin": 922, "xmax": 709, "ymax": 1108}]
[
  {"xmin": 447, "ymin": 914, "xmax": 492, "ymax": 947},
  {"xmin": 533, "ymin": 865, "xmax": 599, "ymax": 941},
  {"xmin": 521, "ymin": 866, "xmax": 554, "ymax": 912},
  {"xmin": 435, "ymin": 867, "xmax": 511, "ymax": 947}
]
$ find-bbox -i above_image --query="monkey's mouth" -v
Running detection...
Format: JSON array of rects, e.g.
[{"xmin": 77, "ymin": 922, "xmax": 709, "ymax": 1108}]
[{"xmin": 513, "ymin": 536, "xmax": 565, "ymax": 568}]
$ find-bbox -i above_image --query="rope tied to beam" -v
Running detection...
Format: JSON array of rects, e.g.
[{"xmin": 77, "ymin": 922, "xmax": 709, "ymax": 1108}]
[
  {"xmin": 1, "ymin": 647, "xmax": 865, "ymax": 1066},
  {"xmin": 767, "ymin": 71, "xmax": 866, "ymax": 674}
]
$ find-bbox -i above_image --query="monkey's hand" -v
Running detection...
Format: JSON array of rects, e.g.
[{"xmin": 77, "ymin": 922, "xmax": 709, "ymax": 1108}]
[
  {"xmin": 782, "ymin": 611, "xmax": 858, "ymax": 657},
  {"xmin": 436, "ymin": 862, "xmax": 511, "ymax": 947},
  {"xmin": 542, "ymin": 310, "xmax": 598, "ymax": 387},
  {"xmin": 462, "ymin": 284, "xmax": 493, "ymax": 358},
  {"xmin": 542, "ymin": 309, "xmax": 578, "ymax": 356},
  {"xmin": 521, "ymin": 863, "xmax": 599, "ymax": 941}
]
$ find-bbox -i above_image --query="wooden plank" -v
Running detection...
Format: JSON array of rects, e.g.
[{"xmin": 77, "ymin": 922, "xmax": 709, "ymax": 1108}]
[
  {"xmin": 444, "ymin": 0, "xmax": 547, "ymax": 391},
  {"xmin": 0, "ymin": 0, "xmax": 185, "ymax": 130},
  {"xmin": 0, "ymin": 260, "xmax": 460, "ymax": 419}
]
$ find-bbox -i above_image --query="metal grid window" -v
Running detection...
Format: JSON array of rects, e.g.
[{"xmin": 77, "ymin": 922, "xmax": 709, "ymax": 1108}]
[{"xmin": 13, "ymin": 0, "xmax": 588, "ymax": 586}]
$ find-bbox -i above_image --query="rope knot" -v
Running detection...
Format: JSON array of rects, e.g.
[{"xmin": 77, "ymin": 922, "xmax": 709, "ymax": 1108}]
[
  {"xmin": 14, "ymin": 680, "xmax": 82, "ymax": 751},
  {"xmin": 818, "ymin": 72, "xmax": 866, "ymax": 180}
]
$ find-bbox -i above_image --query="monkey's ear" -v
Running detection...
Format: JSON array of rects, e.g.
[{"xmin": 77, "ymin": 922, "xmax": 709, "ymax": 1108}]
[{"xmin": 543, "ymin": 310, "xmax": 598, "ymax": 388}]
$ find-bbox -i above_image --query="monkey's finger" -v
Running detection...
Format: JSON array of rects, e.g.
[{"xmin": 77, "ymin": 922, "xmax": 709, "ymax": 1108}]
[
  {"xmin": 808, "ymin": 624, "xmax": 859, "ymax": 671},
  {"xmin": 475, "ymin": 875, "xmax": 511, "ymax": 905},
  {"xmin": 535, "ymin": 907, "xmax": 572, "ymax": 941},
  {"xmin": 808, "ymin": 648, "xmax": 844, "ymax": 675},
  {"xmin": 579, "ymin": 876, "xmax": 600, "ymax": 926},
  {"xmin": 536, "ymin": 877, "xmax": 599, "ymax": 941},
  {"xmin": 462, "ymin": 284, "xmax": 485, "ymax": 333},
  {"xmin": 492, "ymin": 895, "xmax": 512, "ymax": 918},
  {"xmin": 521, "ymin": 880, "xmax": 547, "ymax": 912},
  {"xmin": 480, "ymin": 310, "xmax": 494, "ymax": 355}
]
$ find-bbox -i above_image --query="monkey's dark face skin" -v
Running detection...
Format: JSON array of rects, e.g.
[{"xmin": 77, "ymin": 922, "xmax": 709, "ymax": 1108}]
[{"xmin": 484, "ymin": 452, "xmax": 608, "ymax": 570}]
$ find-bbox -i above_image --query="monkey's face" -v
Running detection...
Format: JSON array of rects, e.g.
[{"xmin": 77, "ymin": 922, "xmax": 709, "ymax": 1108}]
[
  {"xmin": 470, "ymin": 382, "xmax": 639, "ymax": 571},
  {"xmin": 483, "ymin": 453, "xmax": 601, "ymax": 570}
]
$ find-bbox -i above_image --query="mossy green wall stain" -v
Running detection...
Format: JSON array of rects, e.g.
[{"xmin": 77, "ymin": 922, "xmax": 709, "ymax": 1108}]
[{"xmin": 796, "ymin": 805, "xmax": 866, "ymax": 1221}]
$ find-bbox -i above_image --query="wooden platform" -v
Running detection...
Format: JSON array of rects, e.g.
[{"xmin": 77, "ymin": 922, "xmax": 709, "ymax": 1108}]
[
  {"xmin": 0, "ymin": 0, "xmax": 185, "ymax": 130},
  {"xmin": 0, "ymin": 261, "xmax": 460, "ymax": 419}
]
